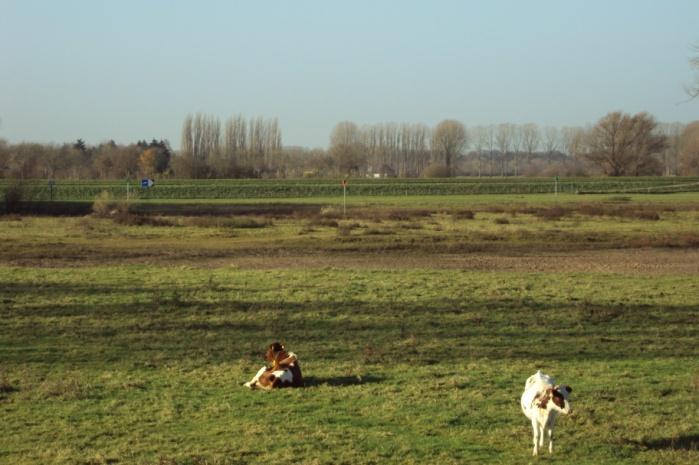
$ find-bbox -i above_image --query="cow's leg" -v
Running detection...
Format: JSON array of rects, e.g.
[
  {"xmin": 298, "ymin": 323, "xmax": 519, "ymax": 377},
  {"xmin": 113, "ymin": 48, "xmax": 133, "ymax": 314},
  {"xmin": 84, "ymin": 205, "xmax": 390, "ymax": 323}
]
[
  {"xmin": 547, "ymin": 416, "xmax": 557, "ymax": 454},
  {"xmin": 539, "ymin": 425, "xmax": 546, "ymax": 449},
  {"xmin": 547, "ymin": 427, "xmax": 554, "ymax": 454},
  {"xmin": 244, "ymin": 366, "xmax": 267, "ymax": 389},
  {"xmin": 531, "ymin": 419, "xmax": 540, "ymax": 456}
]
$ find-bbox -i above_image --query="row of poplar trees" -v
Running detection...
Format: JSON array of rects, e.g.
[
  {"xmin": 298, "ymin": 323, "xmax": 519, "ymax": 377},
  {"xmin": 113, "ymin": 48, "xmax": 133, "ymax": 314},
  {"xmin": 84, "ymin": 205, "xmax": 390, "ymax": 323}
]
[{"xmin": 180, "ymin": 113, "xmax": 282, "ymax": 177}]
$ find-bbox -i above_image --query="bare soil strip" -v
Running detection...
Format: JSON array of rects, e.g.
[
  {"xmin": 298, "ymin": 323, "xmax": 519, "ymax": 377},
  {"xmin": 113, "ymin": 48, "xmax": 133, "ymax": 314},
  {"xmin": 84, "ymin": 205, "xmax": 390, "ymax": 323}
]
[
  {"xmin": 223, "ymin": 249, "xmax": 699, "ymax": 275},
  {"xmin": 7, "ymin": 248, "xmax": 697, "ymax": 275}
]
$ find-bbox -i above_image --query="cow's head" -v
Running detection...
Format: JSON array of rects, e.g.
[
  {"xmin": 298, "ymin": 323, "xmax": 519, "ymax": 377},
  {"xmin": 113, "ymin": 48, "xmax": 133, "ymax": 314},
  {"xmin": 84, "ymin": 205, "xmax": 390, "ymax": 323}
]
[
  {"xmin": 536, "ymin": 385, "xmax": 572, "ymax": 414},
  {"xmin": 265, "ymin": 342, "xmax": 289, "ymax": 369}
]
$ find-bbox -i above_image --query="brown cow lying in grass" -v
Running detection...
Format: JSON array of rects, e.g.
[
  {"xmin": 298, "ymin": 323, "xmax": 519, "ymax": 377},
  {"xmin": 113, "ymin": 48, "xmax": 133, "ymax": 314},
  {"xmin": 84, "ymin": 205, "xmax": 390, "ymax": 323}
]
[{"xmin": 244, "ymin": 342, "xmax": 304, "ymax": 390}]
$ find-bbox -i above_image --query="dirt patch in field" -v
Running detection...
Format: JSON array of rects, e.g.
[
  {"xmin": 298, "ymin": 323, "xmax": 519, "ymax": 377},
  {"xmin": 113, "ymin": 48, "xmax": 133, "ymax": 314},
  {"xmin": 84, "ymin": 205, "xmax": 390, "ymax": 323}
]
[
  {"xmin": 3, "ymin": 242, "xmax": 699, "ymax": 275},
  {"xmin": 198, "ymin": 248, "xmax": 699, "ymax": 275}
]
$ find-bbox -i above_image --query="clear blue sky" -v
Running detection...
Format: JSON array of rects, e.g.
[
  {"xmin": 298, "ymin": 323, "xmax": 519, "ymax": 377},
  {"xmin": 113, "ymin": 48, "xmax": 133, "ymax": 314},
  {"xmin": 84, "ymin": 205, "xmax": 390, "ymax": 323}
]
[{"xmin": 1, "ymin": 0, "xmax": 697, "ymax": 149}]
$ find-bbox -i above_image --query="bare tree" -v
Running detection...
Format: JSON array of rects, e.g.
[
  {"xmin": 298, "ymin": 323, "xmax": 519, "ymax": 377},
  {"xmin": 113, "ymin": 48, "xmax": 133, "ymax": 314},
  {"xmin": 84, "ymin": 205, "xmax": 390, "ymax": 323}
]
[
  {"xmin": 511, "ymin": 124, "xmax": 522, "ymax": 176},
  {"xmin": 496, "ymin": 123, "xmax": 513, "ymax": 176},
  {"xmin": 521, "ymin": 123, "xmax": 540, "ymax": 165},
  {"xmin": 678, "ymin": 121, "xmax": 699, "ymax": 175},
  {"xmin": 657, "ymin": 122, "xmax": 684, "ymax": 175},
  {"xmin": 249, "ymin": 117, "xmax": 266, "ymax": 174},
  {"xmin": 179, "ymin": 114, "xmax": 282, "ymax": 177},
  {"xmin": 431, "ymin": 120, "xmax": 467, "ymax": 176},
  {"xmin": 362, "ymin": 122, "xmax": 431, "ymax": 177},
  {"xmin": 560, "ymin": 126, "xmax": 586, "ymax": 159},
  {"xmin": 543, "ymin": 126, "xmax": 560, "ymax": 164},
  {"xmin": 585, "ymin": 112, "xmax": 667, "ymax": 176},
  {"xmin": 224, "ymin": 115, "xmax": 247, "ymax": 167},
  {"xmin": 181, "ymin": 115, "xmax": 193, "ymax": 160},
  {"xmin": 410, "ymin": 123, "xmax": 431, "ymax": 177},
  {"xmin": 472, "ymin": 126, "xmax": 488, "ymax": 177},
  {"xmin": 687, "ymin": 44, "xmax": 699, "ymax": 99},
  {"xmin": 330, "ymin": 121, "xmax": 366, "ymax": 175},
  {"xmin": 204, "ymin": 115, "xmax": 221, "ymax": 162},
  {"xmin": 181, "ymin": 113, "xmax": 220, "ymax": 163},
  {"xmin": 486, "ymin": 125, "xmax": 496, "ymax": 176}
]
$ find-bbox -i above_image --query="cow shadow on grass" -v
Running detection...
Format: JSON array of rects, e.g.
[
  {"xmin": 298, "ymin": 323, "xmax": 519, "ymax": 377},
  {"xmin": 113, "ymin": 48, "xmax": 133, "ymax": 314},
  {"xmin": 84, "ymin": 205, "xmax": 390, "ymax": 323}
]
[
  {"xmin": 304, "ymin": 375, "xmax": 383, "ymax": 388},
  {"xmin": 626, "ymin": 434, "xmax": 699, "ymax": 451}
]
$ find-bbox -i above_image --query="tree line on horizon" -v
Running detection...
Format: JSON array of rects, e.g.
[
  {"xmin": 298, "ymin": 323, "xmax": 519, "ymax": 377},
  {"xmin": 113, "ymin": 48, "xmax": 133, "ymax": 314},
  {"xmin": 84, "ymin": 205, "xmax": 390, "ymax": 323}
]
[{"xmin": 1, "ymin": 112, "xmax": 698, "ymax": 180}]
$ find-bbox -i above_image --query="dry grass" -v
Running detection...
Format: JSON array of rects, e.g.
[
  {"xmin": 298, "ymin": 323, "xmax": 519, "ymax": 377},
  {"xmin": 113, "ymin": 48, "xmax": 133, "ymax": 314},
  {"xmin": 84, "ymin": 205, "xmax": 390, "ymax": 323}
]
[
  {"xmin": 452, "ymin": 209, "xmax": 475, "ymax": 220},
  {"xmin": 0, "ymin": 372, "xmax": 18, "ymax": 395},
  {"xmin": 182, "ymin": 216, "xmax": 272, "ymax": 229},
  {"xmin": 307, "ymin": 217, "xmax": 339, "ymax": 228},
  {"xmin": 115, "ymin": 214, "xmax": 175, "ymax": 227},
  {"xmin": 2, "ymin": 196, "xmax": 698, "ymax": 270}
]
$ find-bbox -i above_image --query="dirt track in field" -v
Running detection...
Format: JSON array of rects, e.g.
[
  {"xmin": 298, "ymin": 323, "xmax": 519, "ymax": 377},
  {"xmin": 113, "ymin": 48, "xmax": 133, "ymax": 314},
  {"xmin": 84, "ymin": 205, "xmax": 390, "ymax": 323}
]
[
  {"xmin": 208, "ymin": 248, "xmax": 699, "ymax": 275},
  {"xmin": 3, "ymin": 234, "xmax": 698, "ymax": 275}
]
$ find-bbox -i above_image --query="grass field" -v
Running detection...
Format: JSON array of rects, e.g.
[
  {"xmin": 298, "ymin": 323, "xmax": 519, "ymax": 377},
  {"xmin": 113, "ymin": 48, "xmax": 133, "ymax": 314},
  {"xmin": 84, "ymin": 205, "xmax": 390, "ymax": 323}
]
[{"xmin": 1, "ymin": 190, "xmax": 698, "ymax": 464}]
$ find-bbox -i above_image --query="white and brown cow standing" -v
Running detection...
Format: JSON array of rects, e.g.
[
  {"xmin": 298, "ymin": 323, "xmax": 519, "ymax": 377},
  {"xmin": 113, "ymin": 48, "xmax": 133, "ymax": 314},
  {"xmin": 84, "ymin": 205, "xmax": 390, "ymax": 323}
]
[
  {"xmin": 520, "ymin": 370, "xmax": 573, "ymax": 456},
  {"xmin": 244, "ymin": 342, "xmax": 304, "ymax": 390}
]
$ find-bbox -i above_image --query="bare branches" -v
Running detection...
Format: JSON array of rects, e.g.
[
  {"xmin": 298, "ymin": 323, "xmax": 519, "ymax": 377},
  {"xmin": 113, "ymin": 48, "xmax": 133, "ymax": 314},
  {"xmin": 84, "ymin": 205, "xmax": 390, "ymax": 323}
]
[
  {"xmin": 521, "ymin": 123, "xmax": 540, "ymax": 160},
  {"xmin": 678, "ymin": 122, "xmax": 699, "ymax": 175},
  {"xmin": 179, "ymin": 113, "xmax": 282, "ymax": 177},
  {"xmin": 330, "ymin": 121, "xmax": 365, "ymax": 176},
  {"xmin": 432, "ymin": 120, "xmax": 467, "ymax": 176},
  {"xmin": 687, "ymin": 44, "xmax": 699, "ymax": 99},
  {"xmin": 495, "ymin": 123, "xmax": 513, "ymax": 176},
  {"xmin": 585, "ymin": 112, "xmax": 667, "ymax": 176}
]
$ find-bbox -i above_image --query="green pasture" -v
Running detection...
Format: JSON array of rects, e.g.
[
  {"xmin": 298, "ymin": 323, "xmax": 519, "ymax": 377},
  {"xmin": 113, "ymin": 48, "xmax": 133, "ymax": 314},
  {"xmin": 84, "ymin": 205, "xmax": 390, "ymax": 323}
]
[
  {"xmin": 1, "ymin": 192, "xmax": 698, "ymax": 464},
  {"xmin": 1, "ymin": 266, "xmax": 697, "ymax": 465}
]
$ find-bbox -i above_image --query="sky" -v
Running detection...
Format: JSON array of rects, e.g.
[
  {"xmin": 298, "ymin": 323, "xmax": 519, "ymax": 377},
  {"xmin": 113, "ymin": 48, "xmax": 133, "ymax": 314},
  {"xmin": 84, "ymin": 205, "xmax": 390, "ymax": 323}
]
[{"xmin": 1, "ymin": 0, "xmax": 698, "ymax": 149}]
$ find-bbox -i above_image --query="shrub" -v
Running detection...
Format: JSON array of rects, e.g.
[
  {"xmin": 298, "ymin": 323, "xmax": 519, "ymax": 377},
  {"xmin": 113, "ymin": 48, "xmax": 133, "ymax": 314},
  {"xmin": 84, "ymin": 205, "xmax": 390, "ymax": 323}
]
[
  {"xmin": 92, "ymin": 190, "xmax": 129, "ymax": 218},
  {"xmin": 92, "ymin": 191, "xmax": 173, "ymax": 226},
  {"xmin": 2, "ymin": 182, "xmax": 23, "ymax": 214},
  {"xmin": 493, "ymin": 217, "xmax": 510, "ymax": 225}
]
